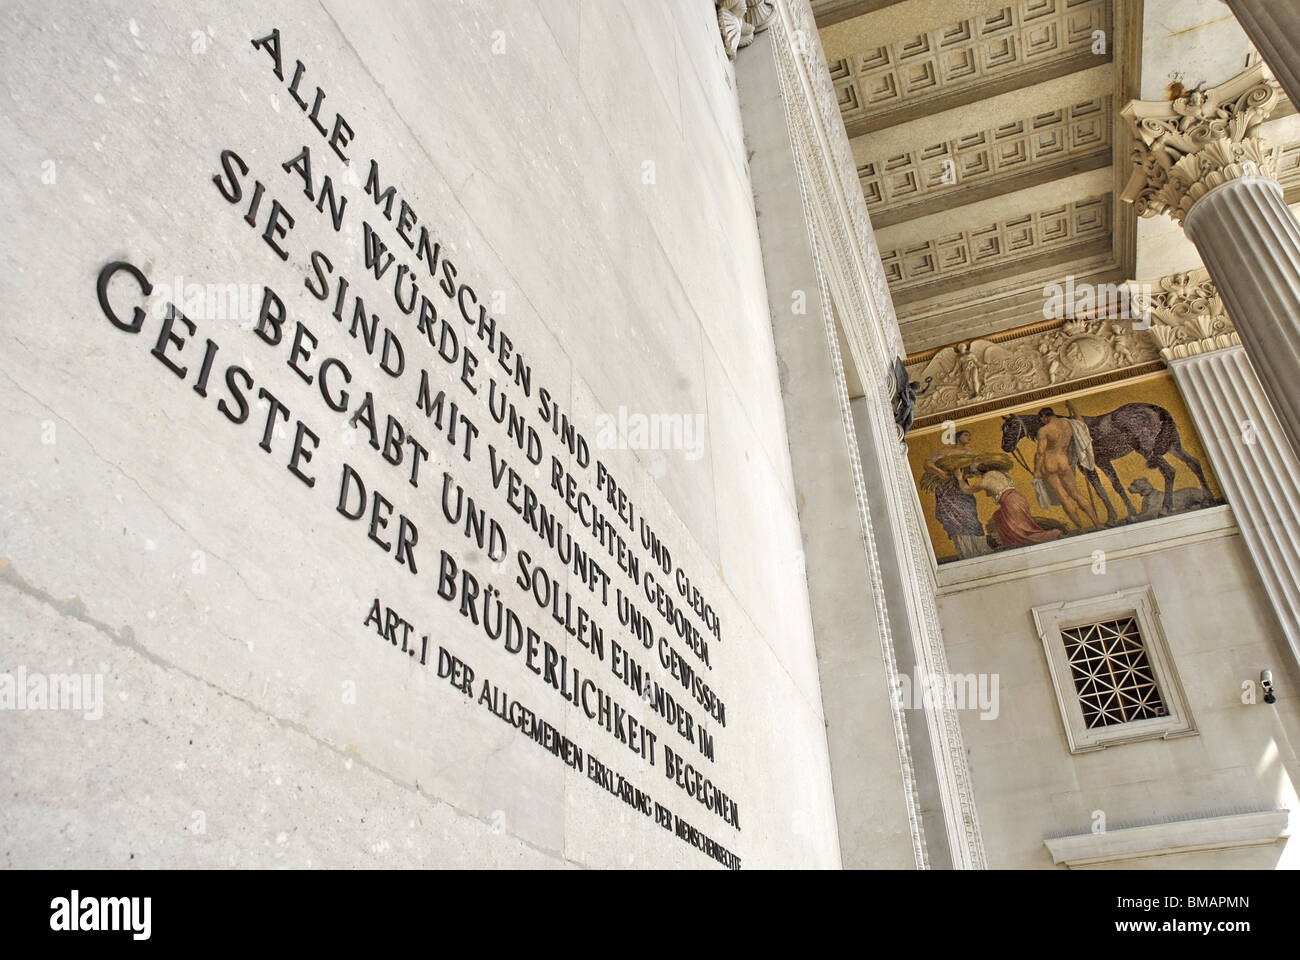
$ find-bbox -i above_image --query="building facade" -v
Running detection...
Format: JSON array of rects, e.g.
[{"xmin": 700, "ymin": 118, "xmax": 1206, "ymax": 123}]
[{"xmin": 0, "ymin": 0, "xmax": 1297, "ymax": 868}]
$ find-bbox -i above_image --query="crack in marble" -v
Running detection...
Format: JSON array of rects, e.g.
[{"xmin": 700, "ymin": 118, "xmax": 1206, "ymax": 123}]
[{"xmin": 0, "ymin": 558, "xmax": 579, "ymax": 867}]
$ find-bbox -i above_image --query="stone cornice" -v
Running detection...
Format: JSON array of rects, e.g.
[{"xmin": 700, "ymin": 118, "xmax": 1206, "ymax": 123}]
[
  {"xmin": 716, "ymin": 0, "xmax": 777, "ymax": 59},
  {"xmin": 1045, "ymin": 810, "xmax": 1289, "ymax": 867},
  {"xmin": 935, "ymin": 505, "xmax": 1238, "ymax": 593},
  {"xmin": 1120, "ymin": 64, "xmax": 1283, "ymax": 225},
  {"xmin": 1135, "ymin": 268, "xmax": 1241, "ymax": 361}
]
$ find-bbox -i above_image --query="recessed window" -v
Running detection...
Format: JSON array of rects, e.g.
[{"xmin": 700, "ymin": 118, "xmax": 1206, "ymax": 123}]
[
  {"xmin": 1033, "ymin": 587, "xmax": 1195, "ymax": 752},
  {"xmin": 1061, "ymin": 617, "xmax": 1167, "ymax": 728}
]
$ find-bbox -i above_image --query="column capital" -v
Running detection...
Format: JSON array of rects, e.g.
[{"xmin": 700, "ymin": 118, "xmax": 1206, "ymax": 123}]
[
  {"xmin": 716, "ymin": 0, "xmax": 777, "ymax": 60},
  {"xmin": 1120, "ymin": 63, "xmax": 1282, "ymax": 225},
  {"xmin": 1136, "ymin": 268, "xmax": 1240, "ymax": 361}
]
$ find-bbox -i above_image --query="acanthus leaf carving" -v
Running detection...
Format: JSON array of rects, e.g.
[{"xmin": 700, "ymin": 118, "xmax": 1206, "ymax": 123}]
[
  {"xmin": 715, "ymin": 0, "xmax": 776, "ymax": 60},
  {"xmin": 1120, "ymin": 64, "xmax": 1282, "ymax": 225},
  {"xmin": 1135, "ymin": 268, "xmax": 1240, "ymax": 360}
]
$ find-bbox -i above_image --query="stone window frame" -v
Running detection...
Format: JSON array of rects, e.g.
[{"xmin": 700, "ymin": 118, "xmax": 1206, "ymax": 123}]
[{"xmin": 1032, "ymin": 585, "xmax": 1196, "ymax": 753}]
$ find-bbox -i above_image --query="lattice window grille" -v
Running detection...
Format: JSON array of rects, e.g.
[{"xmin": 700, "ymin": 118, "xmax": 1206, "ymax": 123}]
[{"xmin": 1060, "ymin": 617, "xmax": 1167, "ymax": 728}]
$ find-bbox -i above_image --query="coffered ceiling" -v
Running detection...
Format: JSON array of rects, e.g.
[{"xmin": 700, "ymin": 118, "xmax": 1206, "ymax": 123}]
[
  {"xmin": 815, "ymin": 0, "xmax": 1300, "ymax": 410},
  {"xmin": 816, "ymin": 0, "xmax": 1140, "ymax": 363}
]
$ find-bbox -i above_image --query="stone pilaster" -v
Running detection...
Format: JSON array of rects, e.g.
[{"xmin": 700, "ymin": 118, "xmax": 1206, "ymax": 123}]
[{"xmin": 1121, "ymin": 64, "xmax": 1300, "ymax": 458}]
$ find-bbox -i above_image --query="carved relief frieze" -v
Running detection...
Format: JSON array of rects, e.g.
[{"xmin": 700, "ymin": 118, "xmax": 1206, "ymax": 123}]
[{"xmin": 906, "ymin": 315, "xmax": 1160, "ymax": 419}]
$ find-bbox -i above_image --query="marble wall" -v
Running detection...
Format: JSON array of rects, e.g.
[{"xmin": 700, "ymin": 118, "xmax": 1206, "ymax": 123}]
[
  {"xmin": 0, "ymin": 0, "xmax": 841, "ymax": 869},
  {"xmin": 934, "ymin": 513, "xmax": 1300, "ymax": 868}
]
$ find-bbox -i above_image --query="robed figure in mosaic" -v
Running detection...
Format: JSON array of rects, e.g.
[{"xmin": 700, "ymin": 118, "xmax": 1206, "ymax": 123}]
[
  {"xmin": 920, "ymin": 431, "xmax": 995, "ymax": 559},
  {"xmin": 957, "ymin": 465, "xmax": 1064, "ymax": 548}
]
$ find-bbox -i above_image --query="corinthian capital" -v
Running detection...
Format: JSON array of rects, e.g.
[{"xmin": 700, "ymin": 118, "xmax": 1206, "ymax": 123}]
[
  {"xmin": 1120, "ymin": 63, "xmax": 1283, "ymax": 225},
  {"xmin": 716, "ymin": 0, "xmax": 776, "ymax": 60},
  {"xmin": 1135, "ymin": 268, "xmax": 1240, "ymax": 360}
]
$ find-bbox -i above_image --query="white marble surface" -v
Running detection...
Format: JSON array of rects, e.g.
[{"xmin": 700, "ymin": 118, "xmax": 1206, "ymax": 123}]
[
  {"xmin": 0, "ymin": 0, "xmax": 840, "ymax": 868},
  {"xmin": 1139, "ymin": 0, "xmax": 1254, "ymax": 100},
  {"xmin": 935, "ymin": 525, "xmax": 1300, "ymax": 869}
]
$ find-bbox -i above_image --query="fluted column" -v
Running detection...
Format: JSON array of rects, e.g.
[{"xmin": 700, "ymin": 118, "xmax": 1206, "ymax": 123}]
[
  {"xmin": 1142, "ymin": 270, "xmax": 1300, "ymax": 665},
  {"xmin": 1172, "ymin": 349, "xmax": 1300, "ymax": 665},
  {"xmin": 1181, "ymin": 176, "xmax": 1300, "ymax": 458},
  {"xmin": 1224, "ymin": 1, "xmax": 1300, "ymax": 111},
  {"xmin": 1121, "ymin": 63, "xmax": 1300, "ymax": 456}
]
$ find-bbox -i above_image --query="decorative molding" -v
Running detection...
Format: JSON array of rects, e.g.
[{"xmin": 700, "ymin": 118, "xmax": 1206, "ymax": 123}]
[
  {"xmin": 934, "ymin": 504, "xmax": 1237, "ymax": 592},
  {"xmin": 909, "ymin": 361, "xmax": 1165, "ymax": 429},
  {"xmin": 1032, "ymin": 586, "xmax": 1197, "ymax": 754},
  {"xmin": 829, "ymin": 0, "xmax": 1111, "ymax": 137},
  {"xmin": 857, "ymin": 97, "xmax": 1112, "ymax": 226},
  {"xmin": 879, "ymin": 195, "xmax": 1111, "ymax": 290},
  {"xmin": 1120, "ymin": 63, "xmax": 1283, "ymax": 226},
  {"xmin": 904, "ymin": 314, "xmax": 1159, "ymax": 420},
  {"xmin": 1136, "ymin": 268, "xmax": 1240, "ymax": 361},
  {"xmin": 769, "ymin": 0, "xmax": 986, "ymax": 869},
  {"xmin": 894, "ymin": 256, "xmax": 1124, "ymax": 353},
  {"xmin": 769, "ymin": 12, "xmax": 927, "ymax": 870},
  {"xmin": 716, "ymin": 0, "xmax": 777, "ymax": 60},
  {"xmin": 1168, "ymin": 346, "xmax": 1300, "ymax": 670},
  {"xmin": 1045, "ymin": 809, "xmax": 1290, "ymax": 866},
  {"xmin": 1108, "ymin": 0, "xmax": 1142, "ymax": 285},
  {"xmin": 811, "ymin": 0, "xmax": 906, "ymax": 29}
]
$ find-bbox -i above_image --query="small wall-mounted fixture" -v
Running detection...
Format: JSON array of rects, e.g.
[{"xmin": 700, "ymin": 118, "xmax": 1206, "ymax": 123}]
[{"xmin": 1261, "ymin": 669, "xmax": 1276, "ymax": 705}]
